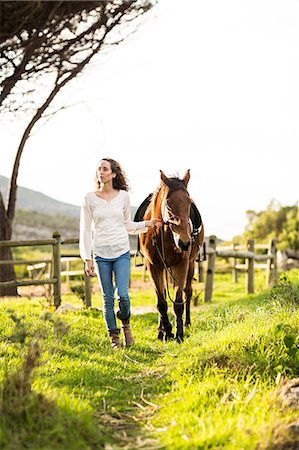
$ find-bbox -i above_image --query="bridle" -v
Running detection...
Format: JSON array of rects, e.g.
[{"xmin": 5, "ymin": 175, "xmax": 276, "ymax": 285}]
[
  {"xmin": 164, "ymin": 203, "xmax": 190, "ymax": 224},
  {"xmin": 161, "ymin": 194, "xmax": 192, "ymax": 251},
  {"xmin": 151, "ymin": 188, "xmax": 194, "ymax": 305},
  {"xmin": 152, "ymin": 227, "xmax": 189, "ymax": 305}
]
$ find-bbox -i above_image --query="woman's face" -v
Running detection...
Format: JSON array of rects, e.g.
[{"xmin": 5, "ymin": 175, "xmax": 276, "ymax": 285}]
[{"xmin": 97, "ymin": 160, "xmax": 115, "ymax": 185}]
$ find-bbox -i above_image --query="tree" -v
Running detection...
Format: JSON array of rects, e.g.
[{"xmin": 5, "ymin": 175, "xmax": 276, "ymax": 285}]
[
  {"xmin": 0, "ymin": 0, "xmax": 156, "ymax": 295},
  {"xmin": 279, "ymin": 205, "xmax": 299, "ymax": 250},
  {"xmin": 243, "ymin": 200, "xmax": 299, "ymax": 250}
]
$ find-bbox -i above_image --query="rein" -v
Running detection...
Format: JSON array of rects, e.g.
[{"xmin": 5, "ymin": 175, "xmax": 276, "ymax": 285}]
[
  {"xmin": 163, "ymin": 198, "xmax": 190, "ymax": 225},
  {"xmin": 165, "ymin": 209, "xmax": 190, "ymax": 225},
  {"xmin": 150, "ymin": 183, "xmax": 203, "ymax": 305},
  {"xmin": 152, "ymin": 226, "xmax": 189, "ymax": 306}
]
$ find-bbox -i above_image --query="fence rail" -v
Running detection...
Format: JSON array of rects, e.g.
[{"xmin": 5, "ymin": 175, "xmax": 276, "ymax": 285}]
[
  {"xmin": 204, "ymin": 236, "xmax": 277, "ymax": 302},
  {"xmin": 0, "ymin": 233, "xmax": 279, "ymax": 306},
  {"xmin": 0, "ymin": 232, "xmax": 90, "ymax": 308}
]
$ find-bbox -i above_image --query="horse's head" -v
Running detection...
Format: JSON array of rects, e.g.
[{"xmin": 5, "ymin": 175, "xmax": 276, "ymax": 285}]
[{"xmin": 160, "ymin": 170, "xmax": 192, "ymax": 251}]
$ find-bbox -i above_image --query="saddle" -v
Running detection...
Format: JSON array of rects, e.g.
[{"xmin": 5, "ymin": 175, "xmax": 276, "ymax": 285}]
[
  {"xmin": 133, "ymin": 193, "xmax": 204, "ymax": 262},
  {"xmin": 134, "ymin": 193, "xmax": 203, "ymax": 232}
]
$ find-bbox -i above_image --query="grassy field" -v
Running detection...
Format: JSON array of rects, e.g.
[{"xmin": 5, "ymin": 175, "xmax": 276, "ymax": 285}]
[{"xmin": 0, "ymin": 269, "xmax": 298, "ymax": 450}]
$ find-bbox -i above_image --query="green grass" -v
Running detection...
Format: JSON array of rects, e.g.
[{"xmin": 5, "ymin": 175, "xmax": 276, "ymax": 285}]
[{"xmin": 0, "ymin": 270, "xmax": 298, "ymax": 449}]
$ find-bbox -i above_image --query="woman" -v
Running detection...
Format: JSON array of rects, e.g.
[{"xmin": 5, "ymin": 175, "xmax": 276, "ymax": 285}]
[{"xmin": 79, "ymin": 158, "xmax": 161, "ymax": 349}]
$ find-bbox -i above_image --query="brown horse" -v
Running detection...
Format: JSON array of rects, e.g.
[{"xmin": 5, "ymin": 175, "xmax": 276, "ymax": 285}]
[{"xmin": 137, "ymin": 170, "xmax": 205, "ymax": 342}]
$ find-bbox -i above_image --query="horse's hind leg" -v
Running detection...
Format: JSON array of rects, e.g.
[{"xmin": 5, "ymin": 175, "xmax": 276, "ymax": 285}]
[{"xmin": 184, "ymin": 261, "xmax": 195, "ymax": 327}]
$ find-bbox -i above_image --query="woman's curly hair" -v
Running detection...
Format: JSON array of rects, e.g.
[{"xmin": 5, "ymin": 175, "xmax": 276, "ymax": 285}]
[{"xmin": 96, "ymin": 158, "xmax": 129, "ymax": 191}]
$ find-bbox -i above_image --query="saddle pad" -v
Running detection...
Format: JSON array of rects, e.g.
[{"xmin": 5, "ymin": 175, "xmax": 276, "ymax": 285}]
[{"xmin": 134, "ymin": 193, "xmax": 202, "ymax": 231}]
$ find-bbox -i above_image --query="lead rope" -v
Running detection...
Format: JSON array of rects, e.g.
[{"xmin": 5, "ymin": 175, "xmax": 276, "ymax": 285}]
[{"xmin": 152, "ymin": 226, "xmax": 189, "ymax": 306}]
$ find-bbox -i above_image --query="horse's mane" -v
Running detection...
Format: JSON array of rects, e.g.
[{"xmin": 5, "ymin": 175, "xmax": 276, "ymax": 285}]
[{"xmin": 165, "ymin": 177, "xmax": 188, "ymax": 194}]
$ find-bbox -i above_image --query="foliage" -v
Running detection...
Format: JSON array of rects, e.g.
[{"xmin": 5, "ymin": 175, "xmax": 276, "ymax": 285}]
[
  {"xmin": 242, "ymin": 200, "xmax": 299, "ymax": 250},
  {"xmin": 0, "ymin": 0, "xmax": 156, "ymax": 295},
  {"xmin": 70, "ymin": 283, "xmax": 86, "ymax": 305},
  {"xmin": 0, "ymin": 270, "xmax": 298, "ymax": 449},
  {"xmin": 14, "ymin": 209, "xmax": 79, "ymax": 240},
  {"xmin": 0, "ymin": 0, "xmax": 156, "ymax": 113}
]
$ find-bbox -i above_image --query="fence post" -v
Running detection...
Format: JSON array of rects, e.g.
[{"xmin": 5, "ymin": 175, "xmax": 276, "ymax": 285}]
[
  {"xmin": 52, "ymin": 231, "xmax": 61, "ymax": 308},
  {"xmin": 84, "ymin": 270, "xmax": 92, "ymax": 307},
  {"xmin": 232, "ymin": 242, "xmax": 238, "ymax": 283},
  {"xmin": 266, "ymin": 239, "xmax": 277, "ymax": 287},
  {"xmin": 246, "ymin": 239, "xmax": 254, "ymax": 294},
  {"xmin": 197, "ymin": 259, "xmax": 204, "ymax": 282},
  {"xmin": 204, "ymin": 235, "xmax": 217, "ymax": 302}
]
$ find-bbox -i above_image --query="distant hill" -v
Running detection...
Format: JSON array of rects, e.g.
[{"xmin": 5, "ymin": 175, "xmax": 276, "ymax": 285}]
[
  {"xmin": 0, "ymin": 175, "xmax": 80, "ymax": 240},
  {"xmin": 0, "ymin": 175, "xmax": 80, "ymax": 218},
  {"xmin": 0, "ymin": 175, "xmax": 140, "ymax": 243}
]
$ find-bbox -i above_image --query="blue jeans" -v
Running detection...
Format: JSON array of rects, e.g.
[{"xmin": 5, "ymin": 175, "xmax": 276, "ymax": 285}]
[{"xmin": 94, "ymin": 251, "xmax": 131, "ymax": 332}]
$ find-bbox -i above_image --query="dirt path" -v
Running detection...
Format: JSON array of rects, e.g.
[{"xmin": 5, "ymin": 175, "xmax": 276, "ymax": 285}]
[{"xmin": 131, "ymin": 305, "xmax": 157, "ymax": 315}]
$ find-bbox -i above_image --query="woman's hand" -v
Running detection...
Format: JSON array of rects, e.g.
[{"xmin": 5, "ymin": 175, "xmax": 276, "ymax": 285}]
[
  {"xmin": 146, "ymin": 218, "xmax": 163, "ymax": 229},
  {"xmin": 85, "ymin": 260, "xmax": 96, "ymax": 277}
]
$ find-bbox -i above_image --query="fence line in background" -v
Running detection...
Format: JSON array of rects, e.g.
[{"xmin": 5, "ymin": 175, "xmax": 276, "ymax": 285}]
[
  {"xmin": 0, "ymin": 233, "xmax": 279, "ymax": 307},
  {"xmin": 0, "ymin": 233, "xmax": 91, "ymax": 308},
  {"xmin": 204, "ymin": 236, "xmax": 277, "ymax": 302}
]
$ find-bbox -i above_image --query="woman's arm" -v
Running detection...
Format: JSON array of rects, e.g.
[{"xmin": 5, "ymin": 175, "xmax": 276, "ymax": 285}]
[
  {"xmin": 123, "ymin": 191, "xmax": 161, "ymax": 233},
  {"xmin": 79, "ymin": 195, "xmax": 94, "ymax": 260},
  {"xmin": 80, "ymin": 196, "xmax": 97, "ymax": 277}
]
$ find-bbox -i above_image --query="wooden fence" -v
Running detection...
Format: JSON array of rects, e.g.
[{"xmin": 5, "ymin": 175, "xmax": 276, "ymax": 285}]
[
  {"xmin": 0, "ymin": 233, "xmax": 278, "ymax": 307},
  {"xmin": 0, "ymin": 232, "xmax": 90, "ymax": 308},
  {"xmin": 204, "ymin": 236, "xmax": 277, "ymax": 302}
]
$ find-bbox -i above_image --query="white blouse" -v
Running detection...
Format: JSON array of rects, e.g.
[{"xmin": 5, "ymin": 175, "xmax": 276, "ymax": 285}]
[{"xmin": 79, "ymin": 190, "xmax": 148, "ymax": 260}]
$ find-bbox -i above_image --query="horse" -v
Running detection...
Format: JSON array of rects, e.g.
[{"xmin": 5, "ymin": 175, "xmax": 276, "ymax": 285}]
[{"xmin": 135, "ymin": 169, "xmax": 205, "ymax": 343}]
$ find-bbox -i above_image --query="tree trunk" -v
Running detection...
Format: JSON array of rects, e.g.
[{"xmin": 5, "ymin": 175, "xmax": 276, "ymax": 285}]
[
  {"xmin": 0, "ymin": 46, "xmax": 102, "ymax": 297},
  {"xmin": 0, "ymin": 247, "xmax": 17, "ymax": 297},
  {"xmin": 0, "ymin": 194, "xmax": 17, "ymax": 296}
]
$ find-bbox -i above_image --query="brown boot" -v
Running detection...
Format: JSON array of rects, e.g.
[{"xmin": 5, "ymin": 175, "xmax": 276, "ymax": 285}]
[
  {"xmin": 122, "ymin": 319, "xmax": 134, "ymax": 347},
  {"xmin": 109, "ymin": 331, "xmax": 121, "ymax": 349}
]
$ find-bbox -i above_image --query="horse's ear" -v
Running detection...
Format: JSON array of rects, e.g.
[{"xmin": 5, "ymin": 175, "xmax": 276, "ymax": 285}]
[
  {"xmin": 160, "ymin": 170, "xmax": 170, "ymax": 186},
  {"xmin": 182, "ymin": 169, "xmax": 190, "ymax": 187}
]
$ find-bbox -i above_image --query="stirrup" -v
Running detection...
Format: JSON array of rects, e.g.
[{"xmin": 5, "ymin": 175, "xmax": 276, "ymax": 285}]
[{"xmin": 134, "ymin": 250, "xmax": 144, "ymax": 267}]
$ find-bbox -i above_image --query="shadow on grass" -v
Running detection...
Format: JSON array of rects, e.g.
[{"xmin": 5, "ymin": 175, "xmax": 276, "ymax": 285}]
[
  {"xmin": 0, "ymin": 310, "xmax": 170, "ymax": 450},
  {"xmin": 0, "ymin": 340, "xmax": 111, "ymax": 450}
]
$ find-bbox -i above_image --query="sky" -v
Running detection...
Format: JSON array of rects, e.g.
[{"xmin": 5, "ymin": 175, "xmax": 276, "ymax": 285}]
[{"xmin": 1, "ymin": 0, "xmax": 298, "ymax": 240}]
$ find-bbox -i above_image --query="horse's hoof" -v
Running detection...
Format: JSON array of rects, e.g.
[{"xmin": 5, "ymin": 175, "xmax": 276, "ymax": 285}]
[
  {"xmin": 175, "ymin": 336, "xmax": 184, "ymax": 343},
  {"xmin": 165, "ymin": 333, "xmax": 174, "ymax": 341},
  {"xmin": 157, "ymin": 331, "xmax": 164, "ymax": 341},
  {"xmin": 184, "ymin": 322, "xmax": 191, "ymax": 328}
]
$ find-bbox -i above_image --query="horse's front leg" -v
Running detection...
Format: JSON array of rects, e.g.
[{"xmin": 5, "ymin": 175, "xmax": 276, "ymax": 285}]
[
  {"xmin": 172, "ymin": 264, "xmax": 190, "ymax": 342},
  {"xmin": 148, "ymin": 264, "xmax": 174, "ymax": 341},
  {"xmin": 157, "ymin": 316, "xmax": 164, "ymax": 341},
  {"xmin": 157, "ymin": 295, "xmax": 174, "ymax": 341}
]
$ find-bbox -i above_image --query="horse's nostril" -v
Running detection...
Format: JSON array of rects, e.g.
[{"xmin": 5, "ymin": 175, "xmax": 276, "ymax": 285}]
[{"xmin": 178, "ymin": 239, "xmax": 190, "ymax": 251}]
